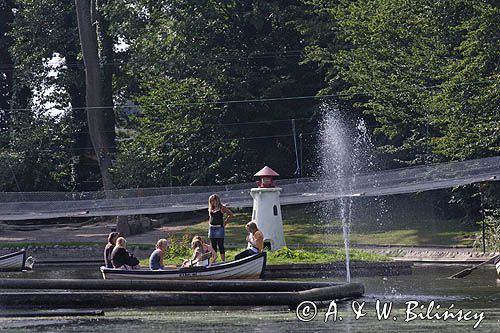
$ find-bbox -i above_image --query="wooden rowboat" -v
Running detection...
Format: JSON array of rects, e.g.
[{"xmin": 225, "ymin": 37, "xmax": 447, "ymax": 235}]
[
  {"xmin": 0, "ymin": 249, "xmax": 34, "ymax": 271},
  {"xmin": 101, "ymin": 252, "xmax": 266, "ymax": 280}
]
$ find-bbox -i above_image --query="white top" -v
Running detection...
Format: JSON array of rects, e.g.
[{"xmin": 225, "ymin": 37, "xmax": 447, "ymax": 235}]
[
  {"xmin": 194, "ymin": 259, "xmax": 209, "ymax": 267},
  {"xmin": 246, "ymin": 234, "xmax": 259, "ymax": 253}
]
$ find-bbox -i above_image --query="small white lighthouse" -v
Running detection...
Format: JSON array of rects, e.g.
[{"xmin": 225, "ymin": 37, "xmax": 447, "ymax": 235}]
[{"xmin": 250, "ymin": 166, "xmax": 286, "ymax": 251}]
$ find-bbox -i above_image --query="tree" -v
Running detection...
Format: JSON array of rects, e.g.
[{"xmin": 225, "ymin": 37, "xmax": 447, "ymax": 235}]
[
  {"xmin": 430, "ymin": 2, "xmax": 499, "ymax": 251},
  {"xmin": 75, "ymin": 0, "xmax": 116, "ymax": 190},
  {"xmin": 305, "ymin": 0, "xmax": 474, "ymax": 166},
  {"xmin": 108, "ymin": 0, "xmax": 323, "ymax": 182},
  {"xmin": 431, "ymin": 2, "xmax": 499, "ymax": 161},
  {"xmin": 0, "ymin": 112, "xmax": 75, "ymax": 192},
  {"xmin": 0, "ymin": 0, "xmax": 15, "ymax": 149},
  {"xmin": 111, "ymin": 78, "xmax": 238, "ymax": 187},
  {"xmin": 9, "ymin": 0, "xmax": 102, "ymax": 190}
]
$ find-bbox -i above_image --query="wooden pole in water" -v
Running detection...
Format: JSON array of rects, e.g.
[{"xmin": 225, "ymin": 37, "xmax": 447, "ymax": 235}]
[
  {"xmin": 0, "ymin": 278, "xmax": 346, "ymax": 292},
  {"xmin": 0, "ymin": 284, "xmax": 365, "ymax": 308}
]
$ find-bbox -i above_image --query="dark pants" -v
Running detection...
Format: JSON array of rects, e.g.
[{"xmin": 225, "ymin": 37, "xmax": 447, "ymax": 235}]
[
  {"xmin": 210, "ymin": 238, "xmax": 225, "ymax": 254},
  {"xmin": 234, "ymin": 249, "xmax": 255, "ymax": 261}
]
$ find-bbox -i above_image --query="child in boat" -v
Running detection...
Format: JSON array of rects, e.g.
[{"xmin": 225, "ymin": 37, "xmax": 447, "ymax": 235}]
[
  {"xmin": 149, "ymin": 238, "xmax": 169, "ymax": 270},
  {"xmin": 104, "ymin": 232, "xmax": 120, "ymax": 268},
  {"xmin": 111, "ymin": 237, "xmax": 140, "ymax": 269},
  {"xmin": 193, "ymin": 235, "xmax": 217, "ymax": 264},
  {"xmin": 182, "ymin": 237, "xmax": 209, "ymax": 267},
  {"xmin": 234, "ymin": 221, "xmax": 264, "ymax": 261}
]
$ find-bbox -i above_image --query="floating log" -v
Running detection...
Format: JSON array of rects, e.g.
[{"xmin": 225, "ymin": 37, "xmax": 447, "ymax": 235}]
[
  {"xmin": 36, "ymin": 259, "xmax": 103, "ymax": 266},
  {"xmin": 0, "ymin": 283, "xmax": 364, "ymax": 308},
  {"xmin": 0, "ymin": 278, "xmax": 349, "ymax": 292},
  {"xmin": 0, "ymin": 309, "xmax": 104, "ymax": 318}
]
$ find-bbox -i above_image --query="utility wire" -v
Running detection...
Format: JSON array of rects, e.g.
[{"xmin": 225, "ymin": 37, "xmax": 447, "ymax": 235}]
[
  {"xmin": 3, "ymin": 79, "xmax": 497, "ymax": 112},
  {"xmin": 27, "ymin": 131, "xmax": 320, "ymax": 154},
  {"xmin": 3, "ymin": 117, "xmax": 320, "ymax": 136},
  {"xmin": 0, "ymin": 50, "xmax": 306, "ymax": 70}
]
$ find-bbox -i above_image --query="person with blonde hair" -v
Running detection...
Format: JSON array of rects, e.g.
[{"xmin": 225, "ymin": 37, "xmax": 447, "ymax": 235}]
[
  {"xmin": 193, "ymin": 235, "xmax": 217, "ymax": 264},
  {"xmin": 235, "ymin": 221, "xmax": 264, "ymax": 260},
  {"xmin": 149, "ymin": 238, "xmax": 169, "ymax": 270},
  {"xmin": 111, "ymin": 237, "xmax": 140, "ymax": 269},
  {"xmin": 207, "ymin": 194, "xmax": 233, "ymax": 262},
  {"xmin": 182, "ymin": 237, "xmax": 209, "ymax": 267}
]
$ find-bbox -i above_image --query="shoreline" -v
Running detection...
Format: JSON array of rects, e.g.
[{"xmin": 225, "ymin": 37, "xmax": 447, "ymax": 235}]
[{"xmin": 1, "ymin": 243, "xmax": 496, "ymax": 264}]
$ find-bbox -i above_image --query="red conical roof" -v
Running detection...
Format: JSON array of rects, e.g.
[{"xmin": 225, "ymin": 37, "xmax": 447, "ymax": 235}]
[{"xmin": 254, "ymin": 166, "xmax": 280, "ymax": 177}]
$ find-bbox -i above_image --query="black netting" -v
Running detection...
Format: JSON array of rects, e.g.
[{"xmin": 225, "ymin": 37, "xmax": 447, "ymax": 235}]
[{"xmin": 0, "ymin": 156, "xmax": 498, "ymax": 220}]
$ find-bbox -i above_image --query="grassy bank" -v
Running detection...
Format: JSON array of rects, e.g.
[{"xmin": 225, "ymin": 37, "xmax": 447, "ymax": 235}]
[
  {"xmin": 138, "ymin": 246, "xmax": 391, "ymax": 267},
  {"xmin": 166, "ymin": 205, "xmax": 477, "ymax": 248},
  {"xmin": 0, "ymin": 201, "xmax": 478, "ymax": 253}
]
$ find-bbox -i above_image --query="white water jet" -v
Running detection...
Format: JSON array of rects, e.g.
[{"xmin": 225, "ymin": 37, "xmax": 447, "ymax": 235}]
[{"xmin": 319, "ymin": 104, "xmax": 374, "ymax": 282}]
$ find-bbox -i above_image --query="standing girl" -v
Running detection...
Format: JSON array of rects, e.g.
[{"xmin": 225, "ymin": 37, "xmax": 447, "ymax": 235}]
[{"xmin": 208, "ymin": 194, "xmax": 233, "ymax": 262}]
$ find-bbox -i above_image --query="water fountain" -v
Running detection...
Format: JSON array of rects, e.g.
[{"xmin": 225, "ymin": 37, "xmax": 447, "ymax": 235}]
[{"xmin": 319, "ymin": 103, "xmax": 375, "ymax": 282}]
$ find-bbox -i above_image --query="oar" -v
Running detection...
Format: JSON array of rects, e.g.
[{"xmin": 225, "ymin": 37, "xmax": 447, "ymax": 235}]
[{"xmin": 449, "ymin": 254, "xmax": 499, "ymax": 279}]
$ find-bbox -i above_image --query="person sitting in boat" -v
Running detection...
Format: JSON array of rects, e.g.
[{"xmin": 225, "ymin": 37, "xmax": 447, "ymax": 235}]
[
  {"xmin": 149, "ymin": 238, "xmax": 169, "ymax": 270},
  {"xmin": 234, "ymin": 221, "xmax": 264, "ymax": 261},
  {"xmin": 104, "ymin": 232, "xmax": 120, "ymax": 268},
  {"xmin": 193, "ymin": 235, "xmax": 217, "ymax": 265},
  {"xmin": 182, "ymin": 237, "xmax": 209, "ymax": 267},
  {"xmin": 111, "ymin": 237, "xmax": 140, "ymax": 269}
]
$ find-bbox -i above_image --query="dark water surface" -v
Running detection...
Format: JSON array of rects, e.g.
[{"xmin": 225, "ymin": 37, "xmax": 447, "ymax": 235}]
[{"xmin": 0, "ymin": 264, "xmax": 498, "ymax": 332}]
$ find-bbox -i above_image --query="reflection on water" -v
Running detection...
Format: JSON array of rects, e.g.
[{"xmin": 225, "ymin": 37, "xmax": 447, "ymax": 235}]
[{"xmin": 0, "ymin": 265, "xmax": 498, "ymax": 332}]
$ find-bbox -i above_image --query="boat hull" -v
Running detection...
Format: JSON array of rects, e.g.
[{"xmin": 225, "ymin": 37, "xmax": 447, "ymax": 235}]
[
  {"xmin": 0, "ymin": 250, "xmax": 27, "ymax": 271},
  {"xmin": 101, "ymin": 252, "xmax": 266, "ymax": 280}
]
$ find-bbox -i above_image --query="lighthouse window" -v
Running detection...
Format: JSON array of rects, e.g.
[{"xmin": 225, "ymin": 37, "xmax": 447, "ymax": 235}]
[{"xmin": 273, "ymin": 205, "xmax": 278, "ymax": 216}]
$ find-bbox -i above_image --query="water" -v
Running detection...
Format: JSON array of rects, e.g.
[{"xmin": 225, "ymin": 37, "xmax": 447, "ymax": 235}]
[
  {"xmin": 319, "ymin": 105, "xmax": 376, "ymax": 282},
  {"xmin": 0, "ymin": 265, "xmax": 498, "ymax": 332}
]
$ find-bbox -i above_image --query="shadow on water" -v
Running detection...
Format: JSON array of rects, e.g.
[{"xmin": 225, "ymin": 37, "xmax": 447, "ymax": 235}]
[{"xmin": 0, "ymin": 265, "xmax": 498, "ymax": 332}]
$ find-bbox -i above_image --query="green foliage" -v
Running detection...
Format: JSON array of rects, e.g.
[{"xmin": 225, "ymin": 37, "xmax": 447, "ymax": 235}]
[
  {"xmin": 111, "ymin": 78, "xmax": 239, "ymax": 187},
  {"xmin": 10, "ymin": 0, "xmax": 83, "ymax": 107},
  {"xmin": 0, "ymin": 112, "xmax": 75, "ymax": 191},
  {"xmin": 302, "ymin": 0, "xmax": 499, "ymax": 167},
  {"xmin": 108, "ymin": 0, "xmax": 322, "ymax": 182},
  {"xmin": 273, "ymin": 246, "xmax": 311, "ymax": 260},
  {"xmin": 139, "ymin": 246, "xmax": 391, "ymax": 266},
  {"xmin": 474, "ymin": 211, "xmax": 500, "ymax": 253},
  {"xmin": 0, "ymin": 0, "xmax": 497, "ymax": 233},
  {"xmin": 3, "ymin": 0, "xmax": 99, "ymax": 191},
  {"xmin": 267, "ymin": 248, "xmax": 391, "ymax": 264},
  {"xmin": 165, "ymin": 233, "xmax": 193, "ymax": 259},
  {"xmin": 431, "ymin": 2, "xmax": 499, "ymax": 161},
  {"xmin": 473, "ymin": 182, "xmax": 500, "ymax": 252}
]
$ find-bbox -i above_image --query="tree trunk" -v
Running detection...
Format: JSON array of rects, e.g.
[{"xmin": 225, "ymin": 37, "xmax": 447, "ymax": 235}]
[
  {"xmin": 75, "ymin": 0, "xmax": 114, "ymax": 191},
  {"xmin": 65, "ymin": 53, "xmax": 100, "ymax": 191},
  {"xmin": 96, "ymin": 0, "xmax": 116, "ymax": 153}
]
